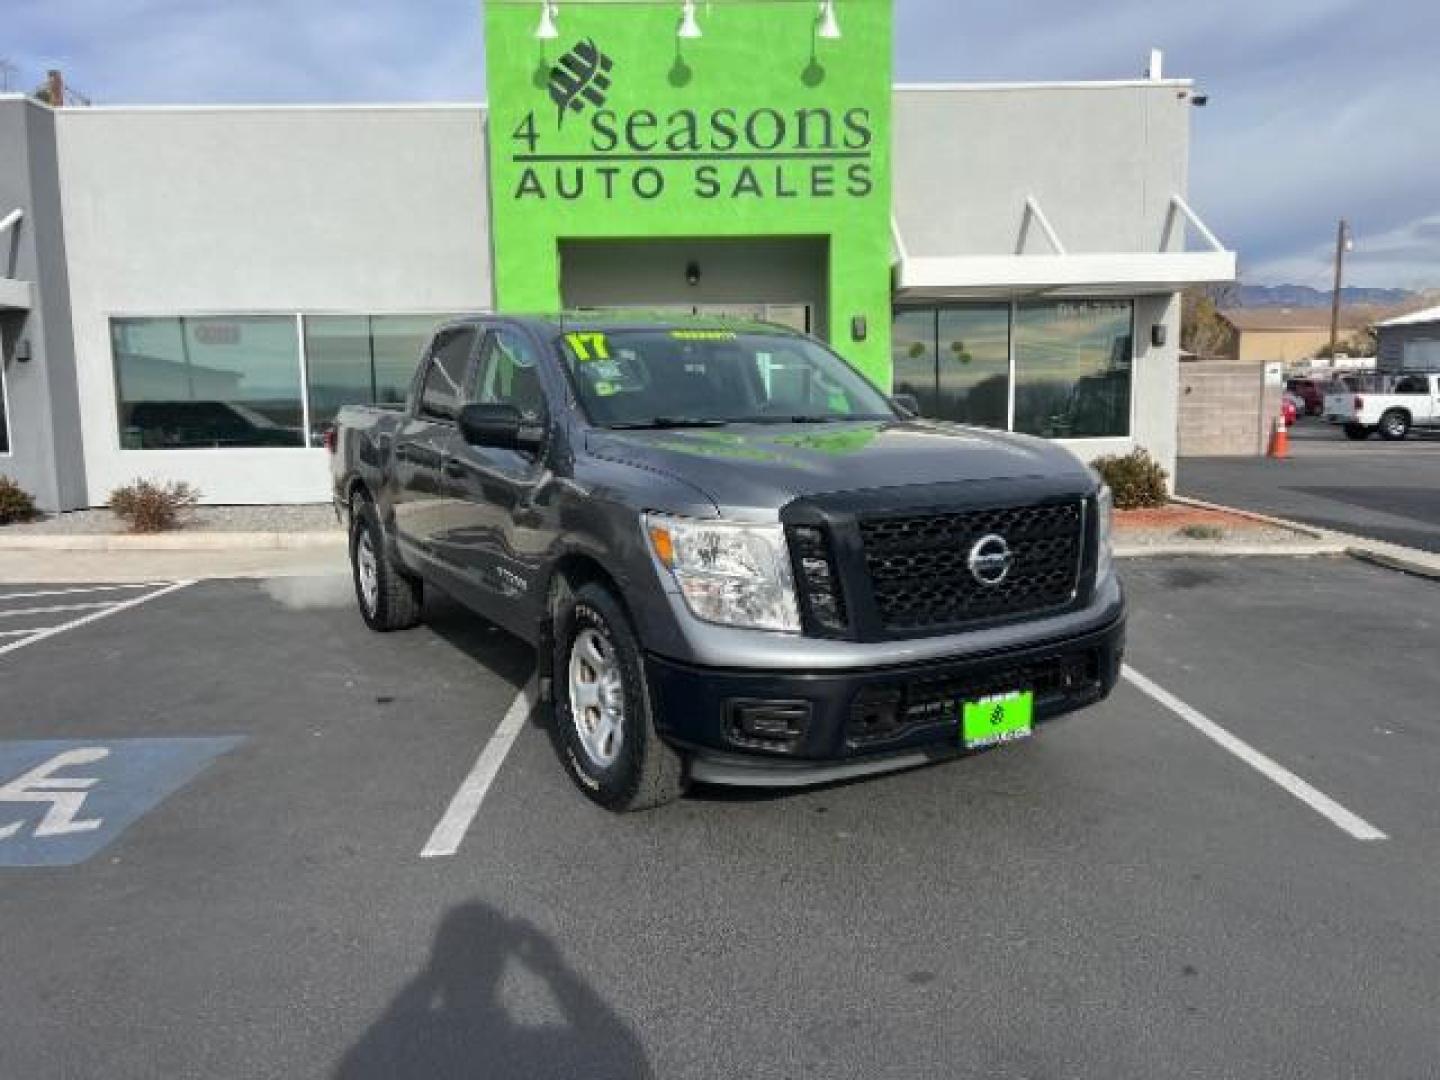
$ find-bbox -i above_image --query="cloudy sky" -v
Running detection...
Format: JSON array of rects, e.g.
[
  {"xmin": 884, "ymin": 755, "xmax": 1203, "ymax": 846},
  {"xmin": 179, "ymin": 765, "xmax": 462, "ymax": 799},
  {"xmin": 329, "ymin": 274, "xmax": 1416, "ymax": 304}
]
[{"xmin": 6, "ymin": 0, "xmax": 1438, "ymax": 289}]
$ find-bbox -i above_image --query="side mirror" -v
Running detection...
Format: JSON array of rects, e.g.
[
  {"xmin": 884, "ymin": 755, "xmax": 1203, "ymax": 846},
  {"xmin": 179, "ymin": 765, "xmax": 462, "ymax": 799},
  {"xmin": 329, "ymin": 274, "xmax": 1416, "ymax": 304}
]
[
  {"xmin": 892, "ymin": 393, "xmax": 922, "ymax": 418},
  {"xmin": 458, "ymin": 402, "xmax": 544, "ymax": 452}
]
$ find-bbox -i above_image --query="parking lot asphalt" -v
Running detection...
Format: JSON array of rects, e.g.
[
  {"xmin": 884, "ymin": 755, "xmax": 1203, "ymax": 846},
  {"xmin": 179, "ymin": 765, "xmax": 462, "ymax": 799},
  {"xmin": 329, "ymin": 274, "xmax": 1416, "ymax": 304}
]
[
  {"xmin": 1179, "ymin": 420, "xmax": 1440, "ymax": 552},
  {"xmin": 2, "ymin": 558, "xmax": 1438, "ymax": 1078}
]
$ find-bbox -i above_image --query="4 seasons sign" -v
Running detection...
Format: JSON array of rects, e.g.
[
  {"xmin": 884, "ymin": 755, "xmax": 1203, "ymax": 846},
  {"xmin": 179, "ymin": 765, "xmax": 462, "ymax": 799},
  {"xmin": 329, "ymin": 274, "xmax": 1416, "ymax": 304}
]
[
  {"xmin": 514, "ymin": 36, "xmax": 878, "ymax": 204},
  {"xmin": 484, "ymin": 0, "xmax": 895, "ymax": 383}
]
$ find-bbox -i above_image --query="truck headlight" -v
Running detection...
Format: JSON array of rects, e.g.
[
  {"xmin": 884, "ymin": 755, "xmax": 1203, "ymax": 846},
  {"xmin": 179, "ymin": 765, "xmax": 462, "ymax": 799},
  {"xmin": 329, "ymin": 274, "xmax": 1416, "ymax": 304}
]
[
  {"xmin": 645, "ymin": 513, "xmax": 801, "ymax": 634},
  {"xmin": 1095, "ymin": 484, "xmax": 1114, "ymax": 581}
]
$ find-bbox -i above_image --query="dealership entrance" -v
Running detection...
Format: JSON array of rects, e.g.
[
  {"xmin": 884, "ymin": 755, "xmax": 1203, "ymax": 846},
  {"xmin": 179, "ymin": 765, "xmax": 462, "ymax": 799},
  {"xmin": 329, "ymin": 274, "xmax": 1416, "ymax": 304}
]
[{"xmin": 559, "ymin": 237, "xmax": 825, "ymax": 337}]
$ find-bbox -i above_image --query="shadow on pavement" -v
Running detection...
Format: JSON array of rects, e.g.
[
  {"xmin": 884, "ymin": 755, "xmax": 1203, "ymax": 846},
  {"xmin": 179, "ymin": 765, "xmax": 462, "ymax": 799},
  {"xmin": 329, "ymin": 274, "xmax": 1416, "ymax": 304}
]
[
  {"xmin": 334, "ymin": 902, "xmax": 652, "ymax": 1080},
  {"xmin": 422, "ymin": 591, "xmax": 537, "ymax": 694}
]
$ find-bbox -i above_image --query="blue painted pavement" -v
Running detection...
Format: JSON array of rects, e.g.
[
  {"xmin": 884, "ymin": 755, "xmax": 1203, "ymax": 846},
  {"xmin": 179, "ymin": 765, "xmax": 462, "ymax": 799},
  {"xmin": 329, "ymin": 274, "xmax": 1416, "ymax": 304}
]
[{"xmin": 0, "ymin": 737, "xmax": 243, "ymax": 867}]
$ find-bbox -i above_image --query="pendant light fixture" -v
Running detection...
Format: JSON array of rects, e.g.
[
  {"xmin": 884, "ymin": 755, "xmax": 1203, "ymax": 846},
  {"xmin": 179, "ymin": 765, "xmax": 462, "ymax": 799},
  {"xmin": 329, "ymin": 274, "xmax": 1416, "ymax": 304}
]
[
  {"xmin": 817, "ymin": 0, "xmax": 841, "ymax": 40},
  {"xmin": 535, "ymin": 0, "xmax": 559, "ymax": 41}
]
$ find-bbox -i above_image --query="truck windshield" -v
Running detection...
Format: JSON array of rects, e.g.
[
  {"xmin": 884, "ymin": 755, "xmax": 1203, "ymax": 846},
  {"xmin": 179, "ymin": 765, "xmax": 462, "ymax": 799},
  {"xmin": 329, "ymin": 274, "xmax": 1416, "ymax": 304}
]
[{"xmin": 557, "ymin": 329, "xmax": 896, "ymax": 428}]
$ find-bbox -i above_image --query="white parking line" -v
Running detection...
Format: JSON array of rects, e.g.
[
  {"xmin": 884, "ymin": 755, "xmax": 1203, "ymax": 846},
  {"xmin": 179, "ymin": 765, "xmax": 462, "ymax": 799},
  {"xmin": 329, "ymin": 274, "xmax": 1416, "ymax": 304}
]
[
  {"xmin": 421, "ymin": 679, "xmax": 536, "ymax": 859},
  {"xmin": 1123, "ymin": 665, "xmax": 1388, "ymax": 842},
  {"xmin": 0, "ymin": 581, "xmax": 194, "ymax": 659},
  {"xmin": 0, "ymin": 601, "xmax": 120, "ymax": 619},
  {"xmin": 0, "ymin": 583, "xmax": 172, "ymax": 602}
]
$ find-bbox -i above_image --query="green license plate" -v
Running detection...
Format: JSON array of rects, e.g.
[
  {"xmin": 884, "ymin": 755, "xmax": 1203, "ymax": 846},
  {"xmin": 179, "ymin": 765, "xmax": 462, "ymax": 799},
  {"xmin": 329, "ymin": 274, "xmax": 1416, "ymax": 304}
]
[{"xmin": 961, "ymin": 690, "xmax": 1035, "ymax": 749}]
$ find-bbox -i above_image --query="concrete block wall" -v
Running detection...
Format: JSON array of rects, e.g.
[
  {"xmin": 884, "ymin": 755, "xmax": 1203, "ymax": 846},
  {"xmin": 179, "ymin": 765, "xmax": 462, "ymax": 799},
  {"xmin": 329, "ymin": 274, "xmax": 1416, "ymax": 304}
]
[{"xmin": 1177, "ymin": 362, "xmax": 1280, "ymax": 457}]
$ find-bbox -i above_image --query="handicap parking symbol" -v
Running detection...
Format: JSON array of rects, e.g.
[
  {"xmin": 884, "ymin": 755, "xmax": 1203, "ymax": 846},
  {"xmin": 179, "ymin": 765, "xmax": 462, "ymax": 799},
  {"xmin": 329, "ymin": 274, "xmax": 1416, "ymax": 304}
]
[{"xmin": 0, "ymin": 738, "xmax": 243, "ymax": 867}]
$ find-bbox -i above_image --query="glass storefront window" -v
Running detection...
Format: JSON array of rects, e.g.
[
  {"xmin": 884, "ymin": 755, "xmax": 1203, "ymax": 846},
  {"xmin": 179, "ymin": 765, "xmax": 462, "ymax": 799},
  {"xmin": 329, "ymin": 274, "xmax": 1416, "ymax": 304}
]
[
  {"xmin": 1013, "ymin": 300, "xmax": 1133, "ymax": 438},
  {"xmin": 891, "ymin": 309, "xmax": 938, "ymax": 417},
  {"xmin": 113, "ymin": 317, "xmax": 305, "ymax": 449},
  {"xmin": 894, "ymin": 300, "xmax": 1134, "ymax": 439},
  {"xmin": 0, "ymin": 361, "xmax": 10, "ymax": 454},
  {"xmin": 938, "ymin": 305, "xmax": 1010, "ymax": 429},
  {"xmin": 304, "ymin": 314, "xmax": 465, "ymax": 445},
  {"xmin": 305, "ymin": 316, "xmax": 372, "ymax": 445}
]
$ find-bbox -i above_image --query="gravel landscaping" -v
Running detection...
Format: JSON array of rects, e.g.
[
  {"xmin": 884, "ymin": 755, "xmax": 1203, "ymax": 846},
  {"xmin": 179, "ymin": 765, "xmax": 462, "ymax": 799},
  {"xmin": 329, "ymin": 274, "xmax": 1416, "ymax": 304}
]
[
  {"xmin": 3, "ymin": 505, "xmax": 342, "ymax": 535},
  {"xmin": 1115, "ymin": 503, "xmax": 1313, "ymax": 549}
]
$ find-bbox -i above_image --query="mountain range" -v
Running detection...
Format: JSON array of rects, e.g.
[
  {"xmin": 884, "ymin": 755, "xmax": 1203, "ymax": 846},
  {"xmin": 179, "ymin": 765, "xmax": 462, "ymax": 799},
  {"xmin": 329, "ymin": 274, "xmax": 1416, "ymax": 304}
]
[{"xmin": 1233, "ymin": 284, "xmax": 1421, "ymax": 308}]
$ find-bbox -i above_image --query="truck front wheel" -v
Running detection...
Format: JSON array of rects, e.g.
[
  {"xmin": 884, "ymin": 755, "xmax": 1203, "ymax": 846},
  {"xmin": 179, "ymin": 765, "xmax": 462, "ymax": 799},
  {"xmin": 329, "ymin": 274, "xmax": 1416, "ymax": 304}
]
[
  {"xmin": 553, "ymin": 582, "xmax": 686, "ymax": 811},
  {"xmin": 1343, "ymin": 423, "xmax": 1372, "ymax": 441},
  {"xmin": 1378, "ymin": 410, "xmax": 1410, "ymax": 441},
  {"xmin": 349, "ymin": 498, "xmax": 423, "ymax": 632}
]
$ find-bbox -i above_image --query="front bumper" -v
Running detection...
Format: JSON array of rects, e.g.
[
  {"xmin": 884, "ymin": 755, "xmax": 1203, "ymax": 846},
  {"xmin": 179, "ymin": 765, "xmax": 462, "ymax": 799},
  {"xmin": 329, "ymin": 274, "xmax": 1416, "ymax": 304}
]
[{"xmin": 645, "ymin": 613, "xmax": 1125, "ymax": 784}]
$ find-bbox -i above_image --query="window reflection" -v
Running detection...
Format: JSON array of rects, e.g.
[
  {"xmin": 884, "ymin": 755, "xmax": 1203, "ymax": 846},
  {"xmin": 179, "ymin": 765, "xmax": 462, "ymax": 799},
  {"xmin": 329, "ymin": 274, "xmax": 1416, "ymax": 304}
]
[
  {"xmin": 0, "ymin": 361, "xmax": 9, "ymax": 454},
  {"xmin": 306, "ymin": 314, "xmax": 465, "ymax": 445},
  {"xmin": 938, "ymin": 305, "xmax": 1009, "ymax": 429},
  {"xmin": 891, "ymin": 309, "xmax": 938, "ymax": 417},
  {"xmin": 113, "ymin": 317, "xmax": 305, "ymax": 449},
  {"xmin": 1014, "ymin": 301, "xmax": 1133, "ymax": 438},
  {"xmin": 894, "ymin": 300, "xmax": 1134, "ymax": 439}
]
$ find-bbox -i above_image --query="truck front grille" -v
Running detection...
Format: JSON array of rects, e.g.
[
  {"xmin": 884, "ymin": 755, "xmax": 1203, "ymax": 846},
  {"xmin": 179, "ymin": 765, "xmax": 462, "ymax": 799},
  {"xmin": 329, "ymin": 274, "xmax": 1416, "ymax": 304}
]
[{"xmin": 858, "ymin": 502, "xmax": 1083, "ymax": 632}]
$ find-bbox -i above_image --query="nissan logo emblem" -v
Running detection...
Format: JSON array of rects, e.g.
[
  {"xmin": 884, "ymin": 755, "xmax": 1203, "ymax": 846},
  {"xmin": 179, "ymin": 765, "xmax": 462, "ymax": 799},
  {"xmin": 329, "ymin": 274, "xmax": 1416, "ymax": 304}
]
[{"xmin": 967, "ymin": 534, "xmax": 1013, "ymax": 586}]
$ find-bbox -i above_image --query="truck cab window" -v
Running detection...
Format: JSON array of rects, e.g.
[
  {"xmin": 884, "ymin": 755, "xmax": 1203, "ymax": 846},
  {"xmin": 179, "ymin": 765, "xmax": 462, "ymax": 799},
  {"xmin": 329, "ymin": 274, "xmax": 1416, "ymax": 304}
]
[
  {"xmin": 475, "ymin": 329, "xmax": 546, "ymax": 422},
  {"xmin": 419, "ymin": 328, "xmax": 477, "ymax": 420}
]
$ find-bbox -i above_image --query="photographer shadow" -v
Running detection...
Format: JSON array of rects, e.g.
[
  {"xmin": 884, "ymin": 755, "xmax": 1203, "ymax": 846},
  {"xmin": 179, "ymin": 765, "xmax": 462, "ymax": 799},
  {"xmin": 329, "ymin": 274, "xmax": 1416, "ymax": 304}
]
[{"xmin": 334, "ymin": 902, "xmax": 652, "ymax": 1080}]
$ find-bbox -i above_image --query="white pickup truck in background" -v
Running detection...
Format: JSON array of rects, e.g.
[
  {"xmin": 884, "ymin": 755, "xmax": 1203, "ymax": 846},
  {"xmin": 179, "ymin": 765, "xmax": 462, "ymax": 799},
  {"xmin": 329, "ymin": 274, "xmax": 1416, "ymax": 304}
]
[{"xmin": 1324, "ymin": 373, "xmax": 1440, "ymax": 441}]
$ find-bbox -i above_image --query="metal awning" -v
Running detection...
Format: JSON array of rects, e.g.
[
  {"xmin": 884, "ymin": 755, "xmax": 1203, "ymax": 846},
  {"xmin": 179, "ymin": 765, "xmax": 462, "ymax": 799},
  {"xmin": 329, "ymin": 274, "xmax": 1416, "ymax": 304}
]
[
  {"xmin": 1, "ymin": 208, "xmax": 33, "ymax": 311},
  {"xmin": 893, "ymin": 195, "xmax": 1236, "ymax": 300}
]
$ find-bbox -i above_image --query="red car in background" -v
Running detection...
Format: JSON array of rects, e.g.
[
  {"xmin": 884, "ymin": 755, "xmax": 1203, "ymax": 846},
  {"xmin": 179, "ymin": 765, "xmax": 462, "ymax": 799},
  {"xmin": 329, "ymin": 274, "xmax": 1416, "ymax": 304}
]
[{"xmin": 1286, "ymin": 378, "xmax": 1325, "ymax": 416}]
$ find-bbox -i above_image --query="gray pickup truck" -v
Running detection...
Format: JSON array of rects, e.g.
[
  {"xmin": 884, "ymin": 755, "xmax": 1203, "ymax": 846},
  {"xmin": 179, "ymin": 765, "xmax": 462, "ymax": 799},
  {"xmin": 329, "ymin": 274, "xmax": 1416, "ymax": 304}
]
[{"xmin": 331, "ymin": 313, "xmax": 1125, "ymax": 811}]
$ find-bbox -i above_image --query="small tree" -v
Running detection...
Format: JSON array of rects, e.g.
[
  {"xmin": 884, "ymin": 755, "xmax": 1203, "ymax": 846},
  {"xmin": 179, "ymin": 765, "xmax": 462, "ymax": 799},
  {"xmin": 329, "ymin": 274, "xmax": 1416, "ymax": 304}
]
[
  {"xmin": 1316, "ymin": 326, "xmax": 1377, "ymax": 359},
  {"xmin": 1181, "ymin": 286, "xmax": 1237, "ymax": 359}
]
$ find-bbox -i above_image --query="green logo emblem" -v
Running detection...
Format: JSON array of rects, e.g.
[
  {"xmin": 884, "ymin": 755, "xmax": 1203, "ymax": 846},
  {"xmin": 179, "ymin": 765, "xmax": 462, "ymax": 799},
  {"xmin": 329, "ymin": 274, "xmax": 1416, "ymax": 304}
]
[{"xmin": 548, "ymin": 39, "xmax": 614, "ymax": 128}]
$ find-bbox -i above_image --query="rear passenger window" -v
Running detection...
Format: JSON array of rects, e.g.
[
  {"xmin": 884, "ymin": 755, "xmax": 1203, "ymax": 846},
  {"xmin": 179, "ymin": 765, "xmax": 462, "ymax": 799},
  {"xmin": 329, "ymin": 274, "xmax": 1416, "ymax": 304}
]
[
  {"xmin": 419, "ymin": 328, "xmax": 477, "ymax": 419},
  {"xmin": 1395, "ymin": 377, "xmax": 1427, "ymax": 395}
]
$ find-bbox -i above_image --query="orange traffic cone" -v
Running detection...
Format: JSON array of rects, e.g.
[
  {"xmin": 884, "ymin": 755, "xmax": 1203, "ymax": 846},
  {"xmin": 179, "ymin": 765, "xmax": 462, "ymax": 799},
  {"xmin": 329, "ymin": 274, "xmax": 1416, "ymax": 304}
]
[{"xmin": 1267, "ymin": 413, "xmax": 1290, "ymax": 459}]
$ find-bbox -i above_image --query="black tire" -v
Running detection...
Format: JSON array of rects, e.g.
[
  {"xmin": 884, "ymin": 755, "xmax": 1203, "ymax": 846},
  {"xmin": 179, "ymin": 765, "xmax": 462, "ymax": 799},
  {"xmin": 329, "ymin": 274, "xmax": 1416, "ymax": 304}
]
[
  {"xmin": 349, "ymin": 497, "xmax": 423, "ymax": 632},
  {"xmin": 1343, "ymin": 423, "xmax": 1372, "ymax": 441},
  {"xmin": 1378, "ymin": 410, "xmax": 1410, "ymax": 441},
  {"xmin": 552, "ymin": 582, "xmax": 685, "ymax": 812}
]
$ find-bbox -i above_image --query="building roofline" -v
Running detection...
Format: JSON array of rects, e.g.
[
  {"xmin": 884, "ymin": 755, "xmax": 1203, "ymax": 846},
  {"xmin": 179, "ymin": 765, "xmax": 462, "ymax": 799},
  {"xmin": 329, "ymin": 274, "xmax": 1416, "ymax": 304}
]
[
  {"xmin": 53, "ymin": 102, "xmax": 488, "ymax": 114},
  {"xmin": 895, "ymin": 78, "xmax": 1195, "ymax": 93},
  {"xmin": 14, "ymin": 77, "xmax": 1197, "ymax": 115}
]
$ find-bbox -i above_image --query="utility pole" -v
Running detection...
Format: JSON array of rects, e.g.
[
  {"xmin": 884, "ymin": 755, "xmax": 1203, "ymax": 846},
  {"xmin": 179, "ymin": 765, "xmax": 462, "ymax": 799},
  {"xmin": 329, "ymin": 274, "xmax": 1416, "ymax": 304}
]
[{"xmin": 1327, "ymin": 218, "xmax": 1353, "ymax": 358}]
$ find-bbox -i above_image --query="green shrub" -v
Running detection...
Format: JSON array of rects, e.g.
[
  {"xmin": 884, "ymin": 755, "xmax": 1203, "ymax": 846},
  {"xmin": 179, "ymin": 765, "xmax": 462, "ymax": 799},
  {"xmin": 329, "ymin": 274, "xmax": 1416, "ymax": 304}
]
[
  {"xmin": 109, "ymin": 479, "xmax": 201, "ymax": 533},
  {"xmin": 1091, "ymin": 449, "xmax": 1169, "ymax": 510},
  {"xmin": 0, "ymin": 476, "xmax": 40, "ymax": 525}
]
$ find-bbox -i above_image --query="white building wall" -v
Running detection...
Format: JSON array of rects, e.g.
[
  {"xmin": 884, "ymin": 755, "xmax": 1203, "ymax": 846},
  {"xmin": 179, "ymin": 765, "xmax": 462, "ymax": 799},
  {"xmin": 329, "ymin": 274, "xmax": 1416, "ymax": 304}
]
[
  {"xmin": 56, "ymin": 105, "xmax": 493, "ymax": 504},
  {"xmin": 892, "ymin": 83, "xmax": 1198, "ymax": 481}
]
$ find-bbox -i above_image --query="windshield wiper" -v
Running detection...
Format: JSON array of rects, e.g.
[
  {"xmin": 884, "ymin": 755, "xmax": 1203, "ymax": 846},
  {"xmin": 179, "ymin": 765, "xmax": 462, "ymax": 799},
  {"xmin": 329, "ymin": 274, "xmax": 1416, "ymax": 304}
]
[{"xmin": 605, "ymin": 417, "xmax": 732, "ymax": 431}]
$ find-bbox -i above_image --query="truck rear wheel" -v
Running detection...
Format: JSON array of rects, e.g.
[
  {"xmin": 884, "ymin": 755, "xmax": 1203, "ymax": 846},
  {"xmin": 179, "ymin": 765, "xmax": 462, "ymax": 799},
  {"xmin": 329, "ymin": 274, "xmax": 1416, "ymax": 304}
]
[
  {"xmin": 552, "ymin": 582, "xmax": 685, "ymax": 812},
  {"xmin": 350, "ymin": 498, "xmax": 423, "ymax": 632},
  {"xmin": 1343, "ymin": 423, "xmax": 1372, "ymax": 441},
  {"xmin": 1378, "ymin": 410, "xmax": 1410, "ymax": 441}
]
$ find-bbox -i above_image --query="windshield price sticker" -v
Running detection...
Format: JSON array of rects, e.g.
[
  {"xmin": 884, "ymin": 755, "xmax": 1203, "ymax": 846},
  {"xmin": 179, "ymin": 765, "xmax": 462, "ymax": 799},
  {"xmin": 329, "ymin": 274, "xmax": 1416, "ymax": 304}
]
[{"xmin": 566, "ymin": 332, "xmax": 612, "ymax": 362}]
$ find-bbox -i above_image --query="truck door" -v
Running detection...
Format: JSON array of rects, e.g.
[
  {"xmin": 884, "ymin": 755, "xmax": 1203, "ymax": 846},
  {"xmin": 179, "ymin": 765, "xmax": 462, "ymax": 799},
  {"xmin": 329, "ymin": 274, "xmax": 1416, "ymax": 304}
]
[
  {"xmin": 391, "ymin": 325, "xmax": 479, "ymax": 563},
  {"xmin": 436, "ymin": 326, "xmax": 553, "ymax": 637}
]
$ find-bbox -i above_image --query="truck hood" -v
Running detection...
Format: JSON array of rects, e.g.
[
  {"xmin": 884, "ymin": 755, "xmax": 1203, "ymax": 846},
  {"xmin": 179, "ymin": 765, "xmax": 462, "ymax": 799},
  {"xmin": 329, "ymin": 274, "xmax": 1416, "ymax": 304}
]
[{"xmin": 585, "ymin": 420, "xmax": 1092, "ymax": 512}]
